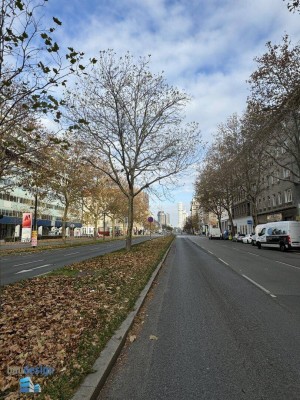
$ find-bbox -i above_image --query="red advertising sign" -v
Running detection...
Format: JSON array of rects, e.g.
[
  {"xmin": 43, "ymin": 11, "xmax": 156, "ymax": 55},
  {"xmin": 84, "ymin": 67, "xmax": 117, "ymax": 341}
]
[
  {"xmin": 21, "ymin": 213, "xmax": 32, "ymax": 243},
  {"xmin": 22, "ymin": 213, "xmax": 32, "ymax": 228}
]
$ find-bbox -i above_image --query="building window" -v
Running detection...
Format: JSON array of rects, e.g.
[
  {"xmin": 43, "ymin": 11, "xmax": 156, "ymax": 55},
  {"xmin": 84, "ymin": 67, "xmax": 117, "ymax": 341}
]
[
  {"xmin": 283, "ymin": 168, "xmax": 290, "ymax": 179},
  {"xmin": 278, "ymin": 192, "xmax": 282, "ymax": 205},
  {"xmin": 272, "ymin": 194, "xmax": 276, "ymax": 207},
  {"xmin": 284, "ymin": 189, "xmax": 292, "ymax": 203},
  {"xmin": 267, "ymin": 196, "xmax": 271, "ymax": 208}
]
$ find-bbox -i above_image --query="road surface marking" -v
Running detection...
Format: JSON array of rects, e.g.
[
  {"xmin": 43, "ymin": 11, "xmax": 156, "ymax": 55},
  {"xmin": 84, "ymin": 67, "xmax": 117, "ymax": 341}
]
[
  {"xmin": 218, "ymin": 258, "xmax": 229, "ymax": 266},
  {"xmin": 14, "ymin": 259, "xmax": 44, "ymax": 267},
  {"xmin": 64, "ymin": 252, "xmax": 80, "ymax": 256},
  {"xmin": 242, "ymin": 274, "xmax": 276, "ymax": 298},
  {"xmin": 276, "ymin": 261, "xmax": 299, "ymax": 270},
  {"xmin": 34, "ymin": 272, "xmax": 49, "ymax": 277},
  {"xmin": 15, "ymin": 264, "xmax": 52, "ymax": 274},
  {"xmin": 246, "ymin": 252, "xmax": 259, "ymax": 257},
  {"xmin": 207, "ymin": 250, "xmax": 214, "ymax": 255}
]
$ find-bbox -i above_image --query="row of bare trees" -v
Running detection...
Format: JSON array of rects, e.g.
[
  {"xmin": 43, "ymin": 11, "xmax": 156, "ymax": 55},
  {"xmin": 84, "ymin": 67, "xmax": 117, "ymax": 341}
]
[
  {"xmin": 0, "ymin": 1, "xmax": 204, "ymax": 249},
  {"xmin": 20, "ymin": 138, "xmax": 150, "ymax": 239},
  {"xmin": 195, "ymin": 33, "xmax": 300, "ymax": 231}
]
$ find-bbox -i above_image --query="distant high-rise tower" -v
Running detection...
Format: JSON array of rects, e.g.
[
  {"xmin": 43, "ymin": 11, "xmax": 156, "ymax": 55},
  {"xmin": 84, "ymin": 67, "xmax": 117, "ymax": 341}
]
[
  {"xmin": 157, "ymin": 211, "xmax": 166, "ymax": 227},
  {"xmin": 178, "ymin": 202, "xmax": 183, "ymax": 229}
]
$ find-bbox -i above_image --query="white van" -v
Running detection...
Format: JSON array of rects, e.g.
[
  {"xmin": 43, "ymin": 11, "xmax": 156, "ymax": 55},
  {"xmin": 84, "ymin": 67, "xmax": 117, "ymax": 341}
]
[
  {"xmin": 256, "ymin": 221, "xmax": 300, "ymax": 251},
  {"xmin": 208, "ymin": 225, "xmax": 222, "ymax": 239},
  {"xmin": 252, "ymin": 224, "xmax": 266, "ymax": 246}
]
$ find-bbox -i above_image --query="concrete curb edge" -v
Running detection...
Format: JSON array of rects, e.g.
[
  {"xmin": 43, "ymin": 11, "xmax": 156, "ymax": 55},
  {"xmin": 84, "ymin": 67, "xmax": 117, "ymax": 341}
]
[{"xmin": 71, "ymin": 241, "xmax": 173, "ymax": 400}]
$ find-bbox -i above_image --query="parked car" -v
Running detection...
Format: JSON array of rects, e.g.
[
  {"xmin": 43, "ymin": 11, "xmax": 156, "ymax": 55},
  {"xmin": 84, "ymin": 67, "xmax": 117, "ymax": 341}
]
[
  {"xmin": 236, "ymin": 233, "xmax": 246, "ymax": 243},
  {"xmin": 232, "ymin": 234, "xmax": 239, "ymax": 242},
  {"xmin": 242, "ymin": 234, "xmax": 253, "ymax": 244},
  {"xmin": 232, "ymin": 233, "xmax": 245, "ymax": 242}
]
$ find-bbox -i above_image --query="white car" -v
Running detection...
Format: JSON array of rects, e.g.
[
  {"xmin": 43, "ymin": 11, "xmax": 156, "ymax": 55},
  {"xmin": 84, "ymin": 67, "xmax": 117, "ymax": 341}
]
[{"xmin": 242, "ymin": 234, "xmax": 253, "ymax": 244}]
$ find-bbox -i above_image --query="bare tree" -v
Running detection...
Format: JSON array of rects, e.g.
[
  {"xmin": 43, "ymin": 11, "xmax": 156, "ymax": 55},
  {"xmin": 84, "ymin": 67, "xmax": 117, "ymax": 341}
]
[
  {"xmin": 43, "ymin": 139, "xmax": 87, "ymax": 239},
  {"xmin": 195, "ymin": 163, "xmax": 227, "ymax": 233},
  {"xmin": 283, "ymin": 0, "xmax": 300, "ymax": 13},
  {"xmin": 0, "ymin": 0, "xmax": 89, "ymax": 185},
  {"xmin": 66, "ymin": 51, "xmax": 203, "ymax": 250},
  {"xmin": 247, "ymin": 35, "xmax": 300, "ymax": 181}
]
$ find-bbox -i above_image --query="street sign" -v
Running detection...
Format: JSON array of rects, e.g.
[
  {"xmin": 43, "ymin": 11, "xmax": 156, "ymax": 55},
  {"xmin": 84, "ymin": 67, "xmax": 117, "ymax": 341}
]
[
  {"xmin": 247, "ymin": 220, "xmax": 253, "ymax": 225},
  {"xmin": 148, "ymin": 217, "xmax": 154, "ymax": 223}
]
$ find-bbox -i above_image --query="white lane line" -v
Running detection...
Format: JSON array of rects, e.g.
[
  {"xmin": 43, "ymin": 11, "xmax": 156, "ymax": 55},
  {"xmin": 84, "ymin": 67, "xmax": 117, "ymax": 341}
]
[
  {"xmin": 15, "ymin": 264, "xmax": 52, "ymax": 274},
  {"xmin": 218, "ymin": 258, "xmax": 229, "ymax": 266},
  {"xmin": 276, "ymin": 261, "xmax": 300, "ymax": 270},
  {"xmin": 64, "ymin": 252, "xmax": 80, "ymax": 256},
  {"xmin": 242, "ymin": 274, "xmax": 276, "ymax": 298},
  {"xmin": 246, "ymin": 252, "xmax": 259, "ymax": 257},
  {"xmin": 16, "ymin": 269, "xmax": 32, "ymax": 274},
  {"xmin": 34, "ymin": 272, "xmax": 49, "ymax": 277},
  {"xmin": 207, "ymin": 250, "xmax": 214, "ymax": 255},
  {"xmin": 14, "ymin": 259, "xmax": 44, "ymax": 267}
]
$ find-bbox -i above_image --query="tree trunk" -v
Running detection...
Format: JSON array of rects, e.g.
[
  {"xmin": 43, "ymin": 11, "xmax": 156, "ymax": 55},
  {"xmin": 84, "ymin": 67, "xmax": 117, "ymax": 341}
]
[
  {"xmin": 62, "ymin": 204, "xmax": 69, "ymax": 243},
  {"xmin": 251, "ymin": 201, "xmax": 258, "ymax": 228},
  {"xmin": 112, "ymin": 217, "xmax": 115, "ymax": 238},
  {"xmin": 126, "ymin": 194, "xmax": 134, "ymax": 251},
  {"xmin": 93, "ymin": 216, "xmax": 98, "ymax": 240}
]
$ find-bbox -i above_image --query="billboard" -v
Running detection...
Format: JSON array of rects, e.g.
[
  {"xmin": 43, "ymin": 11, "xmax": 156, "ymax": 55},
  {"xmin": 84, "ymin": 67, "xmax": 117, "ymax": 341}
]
[{"xmin": 21, "ymin": 213, "xmax": 32, "ymax": 242}]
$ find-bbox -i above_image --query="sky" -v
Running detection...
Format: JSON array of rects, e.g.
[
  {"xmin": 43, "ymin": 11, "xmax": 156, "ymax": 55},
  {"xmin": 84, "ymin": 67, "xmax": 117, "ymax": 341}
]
[{"xmin": 44, "ymin": 0, "xmax": 300, "ymax": 226}]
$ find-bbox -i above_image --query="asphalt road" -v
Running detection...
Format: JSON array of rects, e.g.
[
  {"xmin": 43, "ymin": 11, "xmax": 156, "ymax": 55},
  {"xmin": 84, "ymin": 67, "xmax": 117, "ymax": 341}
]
[
  {"xmin": 98, "ymin": 235, "xmax": 300, "ymax": 400},
  {"xmin": 0, "ymin": 237, "xmax": 150, "ymax": 286}
]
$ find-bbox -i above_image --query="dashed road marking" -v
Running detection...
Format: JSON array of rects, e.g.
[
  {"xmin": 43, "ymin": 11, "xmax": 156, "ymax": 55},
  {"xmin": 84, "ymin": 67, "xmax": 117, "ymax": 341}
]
[
  {"xmin": 218, "ymin": 258, "xmax": 229, "ymax": 266},
  {"xmin": 14, "ymin": 259, "xmax": 44, "ymax": 267},
  {"xmin": 15, "ymin": 264, "xmax": 52, "ymax": 274},
  {"xmin": 246, "ymin": 252, "xmax": 259, "ymax": 257},
  {"xmin": 242, "ymin": 274, "xmax": 276, "ymax": 298},
  {"xmin": 276, "ymin": 261, "xmax": 299, "ymax": 270}
]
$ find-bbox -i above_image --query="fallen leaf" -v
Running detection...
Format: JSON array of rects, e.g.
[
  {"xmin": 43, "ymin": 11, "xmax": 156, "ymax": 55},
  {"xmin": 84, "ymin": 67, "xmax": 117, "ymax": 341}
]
[
  {"xmin": 149, "ymin": 335, "xmax": 158, "ymax": 340},
  {"xmin": 129, "ymin": 335, "xmax": 136, "ymax": 343}
]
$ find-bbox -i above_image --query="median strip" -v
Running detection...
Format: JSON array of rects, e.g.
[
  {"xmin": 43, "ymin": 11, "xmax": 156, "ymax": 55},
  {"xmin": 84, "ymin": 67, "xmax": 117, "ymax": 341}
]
[{"xmin": 1, "ymin": 236, "xmax": 174, "ymax": 399}]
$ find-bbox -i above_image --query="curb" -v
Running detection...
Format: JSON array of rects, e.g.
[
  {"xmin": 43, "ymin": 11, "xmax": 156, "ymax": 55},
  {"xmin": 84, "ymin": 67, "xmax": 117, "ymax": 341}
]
[{"xmin": 71, "ymin": 243, "xmax": 173, "ymax": 400}]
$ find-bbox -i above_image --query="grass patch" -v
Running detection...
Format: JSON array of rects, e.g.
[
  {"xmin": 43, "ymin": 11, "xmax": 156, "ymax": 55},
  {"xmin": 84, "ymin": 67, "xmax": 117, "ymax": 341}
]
[{"xmin": 0, "ymin": 235, "xmax": 174, "ymax": 399}]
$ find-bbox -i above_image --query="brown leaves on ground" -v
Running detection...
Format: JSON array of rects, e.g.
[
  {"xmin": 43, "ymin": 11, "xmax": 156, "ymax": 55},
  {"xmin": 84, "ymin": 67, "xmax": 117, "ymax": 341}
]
[{"xmin": 0, "ymin": 236, "xmax": 173, "ymax": 399}]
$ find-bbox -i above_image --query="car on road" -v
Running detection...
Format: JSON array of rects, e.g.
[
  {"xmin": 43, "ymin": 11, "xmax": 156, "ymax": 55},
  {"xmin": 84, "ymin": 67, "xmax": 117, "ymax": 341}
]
[
  {"xmin": 242, "ymin": 234, "xmax": 253, "ymax": 244},
  {"xmin": 232, "ymin": 233, "xmax": 245, "ymax": 242}
]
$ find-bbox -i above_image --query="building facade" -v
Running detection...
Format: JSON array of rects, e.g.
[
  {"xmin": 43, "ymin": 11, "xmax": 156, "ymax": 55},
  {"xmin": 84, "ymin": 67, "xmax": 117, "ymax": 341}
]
[{"xmin": 0, "ymin": 183, "xmax": 81, "ymax": 240}]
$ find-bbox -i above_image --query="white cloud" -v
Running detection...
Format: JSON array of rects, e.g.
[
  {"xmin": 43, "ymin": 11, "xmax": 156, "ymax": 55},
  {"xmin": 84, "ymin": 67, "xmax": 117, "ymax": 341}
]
[{"xmin": 44, "ymin": 0, "xmax": 300, "ymax": 226}]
